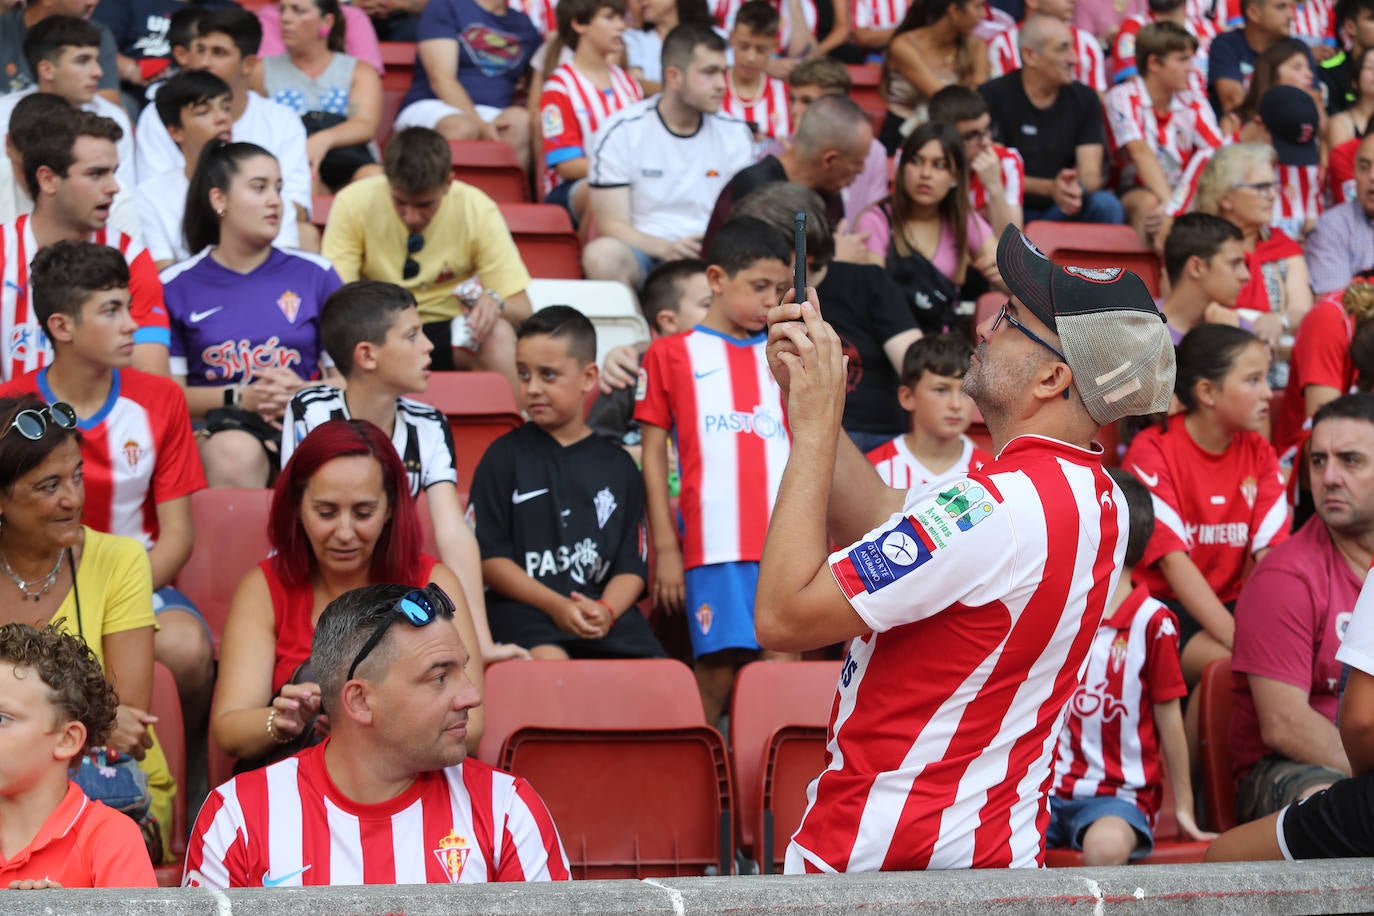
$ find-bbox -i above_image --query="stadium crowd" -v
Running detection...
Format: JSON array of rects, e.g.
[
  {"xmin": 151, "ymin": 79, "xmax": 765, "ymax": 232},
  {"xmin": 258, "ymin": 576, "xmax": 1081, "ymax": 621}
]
[{"xmin": 0, "ymin": 0, "xmax": 1370, "ymax": 891}]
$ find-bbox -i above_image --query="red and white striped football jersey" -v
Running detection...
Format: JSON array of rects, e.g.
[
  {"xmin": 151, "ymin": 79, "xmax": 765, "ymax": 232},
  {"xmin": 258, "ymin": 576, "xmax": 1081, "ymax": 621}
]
[
  {"xmin": 865, "ymin": 434, "xmax": 992, "ymax": 491},
  {"xmin": 539, "ymin": 61, "xmax": 643, "ymax": 197},
  {"xmin": 182, "ymin": 743, "xmax": 571, "ymax": 888},
  {"xmin": 634, "ymin": 327, "xmax": 789, "ymax": 569},
  {"xmin": 712, "ymin": 0, "xmax": 817, "ymax": 50},
  {"xmin": 1213, "ymin": 0, "xmax": 1331, "ymax": 38},
  {"xmin": 791, "ymin": 436, "xmax": 1128, "ymax": 872},
  {"xmin": 968, "ymin": 143, "xmax": 1025, "ymax": 213},
  {"xmin": 0, "ymin": 215, "xmax": 169, "ymax": 382},
  {"xmin": 851, "ymin": 0, "xmax": 907, "ymax": 32},
  {"xmin": 0, "ymin": 368, "xmax": 205, "ymax": 550},
  {"xmin": 1104, "ymin": 77, "xmax": 1223, "ymax": 189},
  {"xmin": 1109, "ymin": 12, "xmax": 1216, "ymax": 91},
  {"xmin": 987, "ymin": 24, "xmax": 1106, "ymax": 91},
  {"xmin": 722, "ymin": 73, "xmax": 791, "ymax": 140},
  {"xmin": 1124, "ymin": 413, "xmax": 1290, "ymax": 605},
  {"xmin": 1273, "ymin": 162, "xmax": 1322, "ymax": 239},
  {"xmin": 510, "ymin": 0, "xmax": 557, "ymax": 36},
  {"xmin": 1050, "ymin": 585, "xmax": 1188, "ymax": 824}
]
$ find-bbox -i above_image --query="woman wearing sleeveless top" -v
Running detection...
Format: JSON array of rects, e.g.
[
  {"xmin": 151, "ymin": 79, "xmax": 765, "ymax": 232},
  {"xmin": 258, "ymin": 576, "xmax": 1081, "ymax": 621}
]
[
  {"xmin": 1330, "ymin": 47, "xmax": 1374, "ymax": 147},
  {"xmin": 878, "ymin": 0, "xmax": 989, "ymax": 155},
  {"xmin": 254, "ymin": 0, "xmax": 385, "ymax": 193}
]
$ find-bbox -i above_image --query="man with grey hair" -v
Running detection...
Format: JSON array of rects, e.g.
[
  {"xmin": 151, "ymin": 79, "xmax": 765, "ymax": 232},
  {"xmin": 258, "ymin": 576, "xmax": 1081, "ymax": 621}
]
[
  {"xmin": 183, "ymin": 583, "xmax": 570, "ymax": 889},
  {"xmin": 980, "ymin": 15, "xmax": 1122, "ymax": 224},
  {"xmin": 756, "ymin": 224, "xmax": 1175, "ymax": 871},
  {"xmin": 702, "ymin": 94, "xmax": 874, "ymax": 250}
]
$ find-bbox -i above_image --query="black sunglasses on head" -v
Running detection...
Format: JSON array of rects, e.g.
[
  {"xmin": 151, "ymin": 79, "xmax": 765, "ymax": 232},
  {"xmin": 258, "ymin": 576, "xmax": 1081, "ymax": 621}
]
[{"xmin": 347, "ymin": 584, "xmax": 456, "ymax": 680}]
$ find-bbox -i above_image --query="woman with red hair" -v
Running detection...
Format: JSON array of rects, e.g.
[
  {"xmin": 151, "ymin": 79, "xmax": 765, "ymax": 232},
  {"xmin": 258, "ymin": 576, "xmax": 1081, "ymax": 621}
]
[{"xmin": 210, "ymin": 419, "xmax": 484, "ymax": 768}]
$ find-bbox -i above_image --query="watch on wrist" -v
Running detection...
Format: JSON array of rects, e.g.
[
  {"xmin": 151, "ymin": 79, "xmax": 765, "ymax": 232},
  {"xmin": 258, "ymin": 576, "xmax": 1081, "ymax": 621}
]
[{"xmin": 223, "ymin": 385, "xmax": 237, "ymax": 408}]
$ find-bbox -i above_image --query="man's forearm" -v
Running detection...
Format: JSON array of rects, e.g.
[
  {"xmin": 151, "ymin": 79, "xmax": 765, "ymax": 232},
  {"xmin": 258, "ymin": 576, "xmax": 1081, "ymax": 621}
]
[
  {"xmin": 597, "ymin": 217, "xmax": 670, "ymax": 260},
  {"xmin": 1022, "ymin": 175, "xmax": 1057, "ymax": 199},
  {"xmin": 481, "ymin": 557, "xmax": 571, "ymax": 617},
  {"xmin": 1261, "ymin": 705, "xmax": 1351, "ymax": 774}
]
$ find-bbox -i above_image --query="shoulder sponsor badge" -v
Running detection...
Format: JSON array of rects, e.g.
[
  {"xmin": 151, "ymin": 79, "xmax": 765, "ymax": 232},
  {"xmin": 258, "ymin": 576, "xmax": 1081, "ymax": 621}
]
[
  {"xmin": 913, "ymin": 480, "xmax": 997, "ymax": 547},
  {"xmin": 843, "ymin": 515, "xmax": 938, "ymax": 594},
  {"xmin": 634, "ymin": 367, "xmax": 647, "ymax": 401},
  {"xmin": 541, "ymin": 103, "xmax": 564, "ymax": 138}
]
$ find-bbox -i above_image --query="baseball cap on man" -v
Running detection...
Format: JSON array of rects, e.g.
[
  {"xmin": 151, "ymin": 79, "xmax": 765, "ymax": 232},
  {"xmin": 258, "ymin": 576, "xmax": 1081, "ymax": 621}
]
[
  {"xmin": 995, "ymin": 225, "xmax": 1176, "ymax": 425},
  {"xmin": 1259, "ymin": 85, "xmax": 1319, "ymax": 168}
]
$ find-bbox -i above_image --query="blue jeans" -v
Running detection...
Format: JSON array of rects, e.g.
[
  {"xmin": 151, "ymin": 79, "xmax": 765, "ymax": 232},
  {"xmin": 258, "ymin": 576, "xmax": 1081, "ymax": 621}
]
[{"xmin": 1024, "ymin": 190, "xmax": 1124, "ymax": 224}]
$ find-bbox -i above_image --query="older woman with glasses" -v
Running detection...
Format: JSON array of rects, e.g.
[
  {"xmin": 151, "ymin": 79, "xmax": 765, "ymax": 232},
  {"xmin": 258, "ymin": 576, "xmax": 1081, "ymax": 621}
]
[
  {"xmin": 0, "ymin": 396, "xmax": 176, "ymax": 862},
  {"xmin": 1193, "ymin": 142, "xmax": 1312, "ymax": 345},
  {"xmin": 162, "ymin": 141, "xmax": 344, "ymax": 489},
  {"xmin": 211, "ymin": 419, "xmax": 486, "ymax": 771}
]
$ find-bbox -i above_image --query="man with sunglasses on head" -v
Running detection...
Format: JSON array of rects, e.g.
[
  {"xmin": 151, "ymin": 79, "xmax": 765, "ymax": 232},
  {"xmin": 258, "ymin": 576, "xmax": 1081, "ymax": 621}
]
[
  {"xmin": 322, "ymin": 126, "xmax": 531, "ymax": 397},
  {"xmin": 183, "ymin": 582, "xmax": 571, "ymax": 889},
  {"xmin": 755, "ymin": 224, "xmax": 1176, "ymax": 872}
]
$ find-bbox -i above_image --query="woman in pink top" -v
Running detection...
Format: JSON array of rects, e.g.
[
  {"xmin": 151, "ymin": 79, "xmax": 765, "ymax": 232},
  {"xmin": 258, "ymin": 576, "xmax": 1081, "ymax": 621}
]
[{"xmin": 257, "ymin": 1, "xmax": 386, "ymax": 76}]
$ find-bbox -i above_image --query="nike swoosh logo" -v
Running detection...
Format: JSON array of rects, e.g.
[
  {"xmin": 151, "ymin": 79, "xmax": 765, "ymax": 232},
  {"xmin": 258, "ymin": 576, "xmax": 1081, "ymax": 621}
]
[
  {"xmin": 1132, "ymin": 465, "xmax": 1159, "ymax": 488},
  {"xmin": 693, "ymin": 368, "xmax": 723, "ymax": 379},
  {"xmin": 512, "ymin": 488, "xmax": 549, "ymax": 504},
  {"xmin": 189, "ymin": 307, "xmax": 222, "ymax": 323},
  {"xmin": 261, "ymin": 865, "xmax": 310, "ymax": 887}
]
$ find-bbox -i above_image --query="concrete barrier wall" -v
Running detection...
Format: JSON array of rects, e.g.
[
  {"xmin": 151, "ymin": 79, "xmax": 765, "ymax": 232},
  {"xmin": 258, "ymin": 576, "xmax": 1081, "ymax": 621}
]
[{"xmin": 8, "ymin": 859, "xmax": 1374, "ymax": 914}]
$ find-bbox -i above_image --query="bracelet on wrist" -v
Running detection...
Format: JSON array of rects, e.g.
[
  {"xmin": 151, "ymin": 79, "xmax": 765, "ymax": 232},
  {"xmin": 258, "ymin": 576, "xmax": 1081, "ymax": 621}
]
[
  {"xmin": 266, "ymin": 707, "xmax": 292, "ymax": 745},
  {"xmin": 596, "ymin": 598, "xmax": 616, "ymax": 621}
]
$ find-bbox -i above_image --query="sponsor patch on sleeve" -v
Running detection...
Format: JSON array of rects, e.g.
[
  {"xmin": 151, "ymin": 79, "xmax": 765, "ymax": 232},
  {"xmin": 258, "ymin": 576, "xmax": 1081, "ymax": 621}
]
[
  {"xmin": 839, "ymin": 515, "xmax": 939, "ymax": 594},
  {"xmin": 912, "ymin": 480, "xmax": 997, "ymax": 546},
  {"xmin": 541, "ymin": 103, "xmax": 564, "ymax": 138},
  {"xmin": 634, "ymin": 367, "xmax": 647, "ymax": 401}
]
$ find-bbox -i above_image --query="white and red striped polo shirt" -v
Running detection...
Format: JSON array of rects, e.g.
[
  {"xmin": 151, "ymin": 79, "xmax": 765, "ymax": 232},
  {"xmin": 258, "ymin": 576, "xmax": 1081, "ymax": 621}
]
[
  {"xmin": 987, "ymin": 24, "xmax": 1106, "ymax": 91},
  {"xmin": 0, "ymin": 368, "xmax": 205, "ymax": 550},
  {"xmin": 722, "ymin": 74, "xmax": 791, "ymax": 140},
  {"xmin": 851, "ymin": 0, "xmax": 908, "ymax": 32},
  {"xmin": 866, "ymin": 434, "xmax": 992, "ymax": 491},
  {"xmin": 634, "ymin": 326, "xmax": 789, "ymax": 569},
  {"xmin": 789, "ymin": 435, "xmax": 1128, "ymax": 872},
  {"xmin": 969, "ymin": 143, "xmax": 1025, "ymax": 214},
  {"xmin": 182, "ymin": 743, "xmax": 571, "ymax": 888},
  {"xmin": 1050, "ymin": 585, "xmax": 1187, "ymax": 824},
  {"xmin": 0, "ymin": 215, "xmax": 169, "ymax": 382},
  {"xmin": 1104, "ymin": 77, "xmax": 1223, "ymax": 190},
  {"xmin": 712, "ymin": 0, "xmax": 817, "ymax": 50},
  {"xmin": 539, "ymin": 61, "xmax": 643, "ymax": 197},
  {"xmin": 1213, "ymin": 0, "xmax": 1332, "ymax": 39},
  {"xmin": 1109, "ymin": 12, "xmax": 1216, "ymax": 91}
]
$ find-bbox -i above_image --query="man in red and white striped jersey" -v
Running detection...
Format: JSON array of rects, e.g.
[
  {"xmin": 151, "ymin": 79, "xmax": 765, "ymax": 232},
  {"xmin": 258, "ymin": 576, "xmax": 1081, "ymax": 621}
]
[
  {"xmin": 183, "ymin": 584, "xmax": 571, "ymax": 889},
  {"xmin": 986, "ymin": 0, "xmax": 1107, "ymax": 91},
  {"xmin": 757, "ymin": 224, "xmax": 1175, "ymax": 871}
]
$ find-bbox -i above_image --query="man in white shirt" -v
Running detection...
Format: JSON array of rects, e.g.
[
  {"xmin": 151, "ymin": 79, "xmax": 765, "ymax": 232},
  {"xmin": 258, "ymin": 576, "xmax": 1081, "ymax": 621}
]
[
  {"xmin": 0, "ymin": 16, "xmax": 137, "ymax": 238},
  {"xmin": 582, "ymin": 23, "xmax": 753, "ymax": 289},
  {"xmin": 133, "ymin": 6, "xmax": 313, "ymax": 251}
]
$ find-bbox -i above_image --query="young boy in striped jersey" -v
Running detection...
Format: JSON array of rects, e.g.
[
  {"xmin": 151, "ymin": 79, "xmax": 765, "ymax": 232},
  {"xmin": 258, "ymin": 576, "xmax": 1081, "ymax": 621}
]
[
  {"xmin": 722, "ymin": 2, "xmax": 791, "ymax": 143},
  {"xmin": 1047, "ymin": 468, "xmax": 1214, "ymax": 864},
  {"xmin": 636, "ymin": 216, "xmax": 796, "ymax": 723}
]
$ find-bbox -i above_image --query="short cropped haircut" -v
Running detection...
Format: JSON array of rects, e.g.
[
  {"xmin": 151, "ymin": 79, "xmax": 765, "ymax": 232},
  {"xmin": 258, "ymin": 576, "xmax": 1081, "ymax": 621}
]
[
  {"xmin": 1135, "ymin": 20, "xmax": 1198, "ymax": 75},
  {"xmin": 1313, "ymin": 391, "xmax": 1374, "ymax": 429},
  {"xmin": 1337, "ymin": 0, "xmax": 1374, "ymax": 30},
  {"xmin": 642, "ymin": 258, "xmax": 707, "ymax": 329},
  {"xmin": 383, "ymin": 127, "xmax": 452, "ymax": 195},
  {"xmin": 31, "ymin": 240, "xmax": 129, "ymax": 327},
  {"xmin": 792, "ymin": 94, "xmax": 870, "ymax": 158},
  {"xmin": 730, "ymin": 181, "xmax": 834, "ymax": 271},
  {"xmin": 0, "ymin": 624, "xmax": 119, "ymax": 759},
  {"xmin": 788, "ymin": 56, "xmax": 850, "ymax": 92},
  {"xmin": 23, "ymin": 110, "xmax": 122, "ymax": 199},
  {"xmin": 1163, "ymin": 212, "xmax": 1243, "ymax": 285},
  {"xmin": 168, "ymin": 5, "xmax": 207, "ymax": 51},
  {"xmin": 517, "ymin": 304, "xmax": 597, "ymax": 365},
  {"xmin": 900, "ymin": 333, "xmax": 973, "ymax": 386},
  {"xmin": 707, "ymin": 215, "xmax": 792, "ymax": 276},
  {"xmin": 9, "ymin": 93, "xmax": 76, "ymax": 162},
  {"xmin": 1350, "ymin": 322, "xmax": 1374, "ymax": 392},
  {"xmin": 23, "ymin": 15, "xmax": 101, "ymax": 79},
  {"xmin": 927, "ymin": 84, "xmax": 989, "ymax": 125},
  {"xmin": 312, "ymin": 583, "xmax": 456, "ymax": 706},
  {"xmin": 734, "ymin": 1, "xmax": 781, "ymax": 35},
  {"xmin": 196, "ymin": 6, "xmax": 264, "ymax": 59},
  {"xmin": 557, "ymin": 0, "xmax": 627, "ymax": 48},
  {"xmin": 154, "ymin": 69, "xmax": 233, "ymax": 130},
  {"xmin": 320, "ymin": 282, "xmax": 419, "ymax": 377},
  {"xmin": 662, "ymin": 22, "xmax": 726, "ymax": 75},
  {"xmin": 1107, "ymin": 468, "xmax": 1155, "ymax": 568}
]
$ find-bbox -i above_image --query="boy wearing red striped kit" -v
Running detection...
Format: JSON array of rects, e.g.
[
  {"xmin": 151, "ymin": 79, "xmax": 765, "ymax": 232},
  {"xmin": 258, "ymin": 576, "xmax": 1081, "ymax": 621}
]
[
  {"xmin": 636, "ymin": 217, "xmax": 796, "ymax": 723},
  {"xmin": 1047, "ymin": 468, "xmax": 1214, "ymax": 864},
  {"xmin": 721, "ymin": 2, "xmax": 791, "ymax": 142}
]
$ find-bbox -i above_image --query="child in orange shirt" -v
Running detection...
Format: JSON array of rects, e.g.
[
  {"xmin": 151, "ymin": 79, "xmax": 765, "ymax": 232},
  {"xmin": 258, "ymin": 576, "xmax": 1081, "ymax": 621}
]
[{"xmin": 0, "ymin": 624, "xmax": 156, "ymax": 889}]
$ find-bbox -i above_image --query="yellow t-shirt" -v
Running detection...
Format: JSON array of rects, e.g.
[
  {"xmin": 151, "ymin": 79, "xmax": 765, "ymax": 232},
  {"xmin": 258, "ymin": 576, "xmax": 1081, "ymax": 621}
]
[
  {"xmin": 50, "ymin": 527, "xmax": 175, "ymax": 860},
  {"xmin": 322, "ymin": 175, "xmax": 532, "ymax": 323}
]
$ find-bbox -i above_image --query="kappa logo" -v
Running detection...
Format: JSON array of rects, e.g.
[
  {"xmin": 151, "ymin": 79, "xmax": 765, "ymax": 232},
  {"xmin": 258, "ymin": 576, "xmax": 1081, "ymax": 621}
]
[{"xmin": 433, "ymin": 830, "xmax": 471, "ymax": 884}]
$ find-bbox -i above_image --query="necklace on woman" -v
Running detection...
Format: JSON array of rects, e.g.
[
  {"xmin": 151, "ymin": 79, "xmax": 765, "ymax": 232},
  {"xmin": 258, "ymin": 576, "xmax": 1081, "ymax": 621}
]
[{"xmin": 0, "ymin": 550, "xmax": 63, "ymax": 602}]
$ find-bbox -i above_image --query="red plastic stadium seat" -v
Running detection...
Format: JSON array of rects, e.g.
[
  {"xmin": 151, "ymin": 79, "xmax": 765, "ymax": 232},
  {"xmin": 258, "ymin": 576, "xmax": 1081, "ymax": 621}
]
[
  {"xmin": 1024, "ymin": 221, "xmax": 1163, "ymax": 298},
  {"xmin": 408, "ymin": 371, "xmax": 522, "ymax": 489},
  {"xmin": 448, "ymin": 140, "xmax": 529, "ymax": 202},
  {"xmin": 378, "ymin": 41, "xmax": 416, "ymax": 92},
  {"xmin": 728, "ymin": 661, "xmax": 840, "ymax": 872},
  {"xmin": 1198, "ymin": 657, "xmax": 1237, "ymax": 832},
  {"xmin": 150, "ymin": 662, "xmax": 187, "ymax": 885},
  {"xmin": 378, "ymin": 88, "xmax": 406, "ymax": 148},
  {"xmin": 499, "ymin": 202, "xmax": 582, "ymax": 279},
  {"xmin": 846, "ymin": 64, "xmax": 885, "ymax": 128},
  {"xmin": 174, "ymin": 488, "xmax": 273, "ymax": 650},
  {"xmin": 477, "ymin": 657, "xmax": 705, "ymax": 764},
  {"xmin": 500, "ymin": 725, "xmax": 733, "ymax": 878}
]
